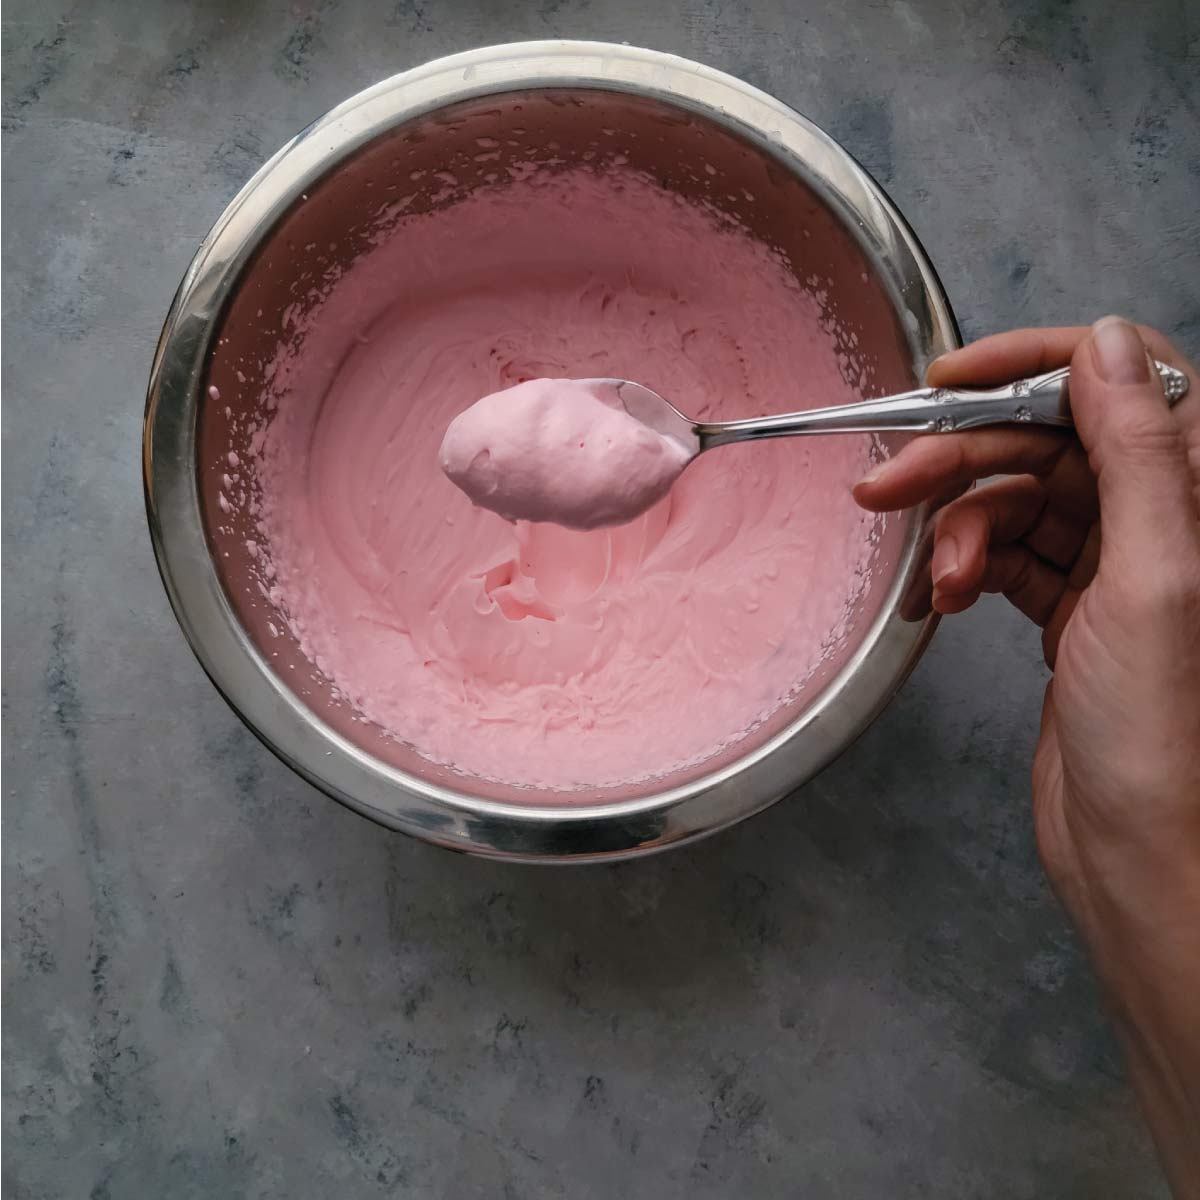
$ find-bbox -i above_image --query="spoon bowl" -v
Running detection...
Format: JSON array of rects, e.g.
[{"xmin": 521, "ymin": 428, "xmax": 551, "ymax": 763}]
[{"xmin": 602, "ymin": 377, "xmax": 701, "ymax": 457}]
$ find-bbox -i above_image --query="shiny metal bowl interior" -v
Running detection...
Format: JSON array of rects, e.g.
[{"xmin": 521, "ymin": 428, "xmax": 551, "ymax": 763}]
[{"xmin": 145, "ymin": 42, "xmax": 958, "ymax": 861}]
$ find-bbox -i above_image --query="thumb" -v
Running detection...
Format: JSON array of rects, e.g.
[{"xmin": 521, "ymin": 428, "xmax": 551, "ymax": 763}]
[{"xmin": 1069, "ymin": 316, "xmax": 1200, "ymax": 575}]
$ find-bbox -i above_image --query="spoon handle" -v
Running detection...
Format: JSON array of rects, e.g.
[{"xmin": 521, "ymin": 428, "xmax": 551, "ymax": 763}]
[{"xmin": 697, "ymin": 360, "xmax": 1189, "ymax": 449}]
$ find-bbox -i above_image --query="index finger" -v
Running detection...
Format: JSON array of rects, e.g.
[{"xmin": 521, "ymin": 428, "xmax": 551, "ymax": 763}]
[
  {"xmin": 929, "ymin": 323, "xmax": 1197, "ymax": 399},
  {"xmin": 927, "ymin": 326, "xmax": 1088, "ymax": 388}
]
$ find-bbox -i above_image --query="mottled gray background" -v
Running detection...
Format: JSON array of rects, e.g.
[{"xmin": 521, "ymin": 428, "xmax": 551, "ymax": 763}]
[{"xmin": 4, "ymin": 0, "xmax": 1197, "ymax": 1195}]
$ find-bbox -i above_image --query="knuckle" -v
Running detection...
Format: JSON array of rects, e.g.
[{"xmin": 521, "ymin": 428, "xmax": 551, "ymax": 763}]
[
  {"xmin": 934, "ymin": 493, "xmax": 970, "ymax": 533},
  {"xmin": 942, "ymin": 434, "xmax": 977, "ymax": 483},
  {"xmin": 1003, "ymin": 552, "xmax": 1036, "ymax": 596},
  {"xmin": 1104, "ymin": 414, "xmax": 1187, "ymax": 468},
  {"xmin": 1033, "ymin": 331, "xmax": 1057, "ymax": 376}
]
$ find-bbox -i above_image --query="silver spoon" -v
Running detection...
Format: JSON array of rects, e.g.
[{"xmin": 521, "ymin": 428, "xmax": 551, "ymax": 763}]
[{"xmin": 603, "ymin": 359, "xmax": 1190, "ymax": 457}]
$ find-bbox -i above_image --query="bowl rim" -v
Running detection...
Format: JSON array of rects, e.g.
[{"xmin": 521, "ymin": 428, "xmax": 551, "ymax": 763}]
[{"xmin": 143, "ymin": 40, "xmax": 957, "ymax": 862}]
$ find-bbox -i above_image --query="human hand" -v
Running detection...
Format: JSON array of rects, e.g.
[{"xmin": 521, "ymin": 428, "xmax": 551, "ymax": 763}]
[{"xmin": 854, "ymin": 318, "xmax": 1200, "ymax": 1196}]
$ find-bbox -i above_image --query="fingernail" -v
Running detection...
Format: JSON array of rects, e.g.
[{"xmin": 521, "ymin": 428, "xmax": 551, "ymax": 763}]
[
  {"xmin": 932, "ymin": 535, "xmax": 959, "ymax": 585},
  {"xmin": 859, "ymin": 462, "xmax": 887, "ymax": 487},
  {"xmin": 1091, "ymin": 316, "xmax": 1150, "ymax": 385}
]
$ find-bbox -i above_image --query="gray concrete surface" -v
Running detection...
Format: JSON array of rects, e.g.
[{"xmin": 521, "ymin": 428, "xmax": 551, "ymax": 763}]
[{"xmin": 4, "ymin": 0, "xmax": 1197, "ymax": 1195}]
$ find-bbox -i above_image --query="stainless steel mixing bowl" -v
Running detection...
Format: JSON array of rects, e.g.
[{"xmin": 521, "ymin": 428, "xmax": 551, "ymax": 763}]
[{"xmin": 144, "ymin": 41, "xmax": 958, "ymax": 862}]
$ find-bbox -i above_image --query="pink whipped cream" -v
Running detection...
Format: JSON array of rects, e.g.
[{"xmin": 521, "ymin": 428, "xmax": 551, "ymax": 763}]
[
  {"xmin": 247, "ymin": 166, "xmax": 880, "ymax": 791},
  {"xmin": 440, "ymin": 377, "xmax": 692, "ymax": 529}
]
